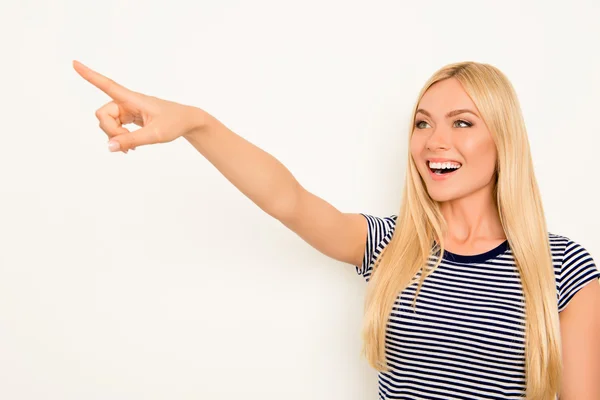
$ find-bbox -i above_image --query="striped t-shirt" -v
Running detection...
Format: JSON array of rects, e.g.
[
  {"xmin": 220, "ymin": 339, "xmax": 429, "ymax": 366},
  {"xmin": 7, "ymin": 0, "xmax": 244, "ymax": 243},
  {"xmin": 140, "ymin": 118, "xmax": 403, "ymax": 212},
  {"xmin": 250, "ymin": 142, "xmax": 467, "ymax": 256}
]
[{"xmin": 356, "ymin": 214, "xmax": 600, "ymax": 400}]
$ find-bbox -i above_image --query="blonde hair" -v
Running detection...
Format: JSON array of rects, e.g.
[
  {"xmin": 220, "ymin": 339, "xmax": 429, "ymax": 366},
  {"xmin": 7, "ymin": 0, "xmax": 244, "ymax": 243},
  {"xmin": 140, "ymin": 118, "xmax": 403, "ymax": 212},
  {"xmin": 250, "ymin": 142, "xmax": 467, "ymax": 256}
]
[{"xmin": 361, "ymin": 61, "xmax": 561, "ymax": 399}]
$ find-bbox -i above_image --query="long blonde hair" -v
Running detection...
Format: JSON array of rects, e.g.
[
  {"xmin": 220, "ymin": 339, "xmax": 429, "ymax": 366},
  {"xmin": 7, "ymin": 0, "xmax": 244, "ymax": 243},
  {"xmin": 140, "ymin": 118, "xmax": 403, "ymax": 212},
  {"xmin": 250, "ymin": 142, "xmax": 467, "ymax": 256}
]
[{"xmin": 361, "ymin": 61, "xmax": 561, "ymax": 399}]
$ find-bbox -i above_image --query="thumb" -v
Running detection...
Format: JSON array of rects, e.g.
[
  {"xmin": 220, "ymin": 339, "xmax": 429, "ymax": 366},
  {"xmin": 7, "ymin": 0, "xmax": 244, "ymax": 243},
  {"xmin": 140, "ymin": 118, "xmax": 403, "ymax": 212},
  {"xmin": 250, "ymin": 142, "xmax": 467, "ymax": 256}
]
[{"xmin": 108, "ymin": 126, "xmax": 160, "ymax": 152}]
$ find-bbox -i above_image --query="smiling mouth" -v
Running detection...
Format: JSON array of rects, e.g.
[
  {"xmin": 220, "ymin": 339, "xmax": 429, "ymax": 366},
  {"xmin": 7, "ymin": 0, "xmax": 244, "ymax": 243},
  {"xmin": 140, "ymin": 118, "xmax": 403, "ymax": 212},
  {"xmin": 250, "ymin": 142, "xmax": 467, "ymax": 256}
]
[{"xmin": 427, "ymin": 163, "xmax": 462, "ymax": 175}]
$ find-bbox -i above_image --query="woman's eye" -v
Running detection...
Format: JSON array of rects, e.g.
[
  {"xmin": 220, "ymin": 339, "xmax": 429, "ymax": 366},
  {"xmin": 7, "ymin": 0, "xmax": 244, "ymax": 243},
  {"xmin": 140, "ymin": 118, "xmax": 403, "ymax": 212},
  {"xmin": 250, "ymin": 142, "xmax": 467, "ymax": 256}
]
[
  {"xmin": 454, "ymin": 119, "xmax": 472, "ymax": 128},
  {"xmin": 415, "ymin": 120, "xmax": 429, "ymax": 129}
]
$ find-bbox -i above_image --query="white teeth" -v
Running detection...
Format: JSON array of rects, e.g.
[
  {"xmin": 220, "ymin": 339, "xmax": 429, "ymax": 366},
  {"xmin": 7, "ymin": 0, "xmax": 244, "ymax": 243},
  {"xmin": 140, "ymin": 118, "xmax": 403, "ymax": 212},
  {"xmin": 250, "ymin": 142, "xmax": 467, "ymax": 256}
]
[{"xmin": 428, "ymin": 161, "xmax": 461, "ymax": 170}]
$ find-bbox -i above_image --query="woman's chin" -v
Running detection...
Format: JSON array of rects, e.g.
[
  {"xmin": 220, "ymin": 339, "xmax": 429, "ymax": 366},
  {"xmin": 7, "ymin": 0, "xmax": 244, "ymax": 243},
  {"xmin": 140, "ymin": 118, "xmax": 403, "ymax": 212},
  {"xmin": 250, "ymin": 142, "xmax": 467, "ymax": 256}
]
[{"xmin": 426, "ymin": 187, "xmax": 463, "ymax": 203}]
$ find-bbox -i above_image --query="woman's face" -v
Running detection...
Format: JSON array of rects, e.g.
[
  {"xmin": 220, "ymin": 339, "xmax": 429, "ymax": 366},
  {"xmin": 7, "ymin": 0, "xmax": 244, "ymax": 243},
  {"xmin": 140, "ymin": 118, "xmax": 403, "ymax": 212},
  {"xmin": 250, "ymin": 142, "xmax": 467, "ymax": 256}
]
[{"xmin": 410, "ymin": 77, "xmax": 498, "ymax": 203}]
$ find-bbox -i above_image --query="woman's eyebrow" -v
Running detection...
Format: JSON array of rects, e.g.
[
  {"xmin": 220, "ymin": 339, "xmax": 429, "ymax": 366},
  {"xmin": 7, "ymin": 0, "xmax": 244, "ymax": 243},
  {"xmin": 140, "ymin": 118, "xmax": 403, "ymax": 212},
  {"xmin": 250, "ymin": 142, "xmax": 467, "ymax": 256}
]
[{"xmin": 416, "ymin": 108, "xmax": 480, "ymax": 119}]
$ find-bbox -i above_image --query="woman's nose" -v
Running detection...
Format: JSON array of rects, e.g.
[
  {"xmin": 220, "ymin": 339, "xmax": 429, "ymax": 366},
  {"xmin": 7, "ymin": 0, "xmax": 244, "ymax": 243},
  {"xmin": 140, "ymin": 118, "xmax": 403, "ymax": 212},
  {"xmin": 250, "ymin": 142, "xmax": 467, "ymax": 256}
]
[{"xmin": 426, "ymin": 128, "xmax": 452, "ymax": 151}]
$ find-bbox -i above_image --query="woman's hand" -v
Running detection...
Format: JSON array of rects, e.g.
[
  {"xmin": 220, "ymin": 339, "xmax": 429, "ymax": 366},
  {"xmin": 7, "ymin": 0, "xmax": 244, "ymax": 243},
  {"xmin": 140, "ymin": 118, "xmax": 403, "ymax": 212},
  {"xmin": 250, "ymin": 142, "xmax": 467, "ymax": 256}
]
[{"xmin": 73, "ymin": 60, "xmax": 208, "ymax": 153}]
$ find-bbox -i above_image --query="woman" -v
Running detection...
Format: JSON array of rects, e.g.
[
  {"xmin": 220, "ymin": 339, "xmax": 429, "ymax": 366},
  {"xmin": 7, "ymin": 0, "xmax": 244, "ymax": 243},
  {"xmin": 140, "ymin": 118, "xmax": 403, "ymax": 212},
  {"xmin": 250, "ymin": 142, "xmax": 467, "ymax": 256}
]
[{"xmin": 73, "ymin": 60, "xmax": 600, "ymax": 399}]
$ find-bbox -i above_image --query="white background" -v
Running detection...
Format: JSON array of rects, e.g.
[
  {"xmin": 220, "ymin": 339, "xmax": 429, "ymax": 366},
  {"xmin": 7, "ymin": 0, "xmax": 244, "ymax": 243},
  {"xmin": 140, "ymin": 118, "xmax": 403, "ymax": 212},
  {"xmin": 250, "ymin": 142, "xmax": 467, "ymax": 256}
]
[{"xmin": 0, "ymin": 0, "xmax": 599, "ymax": 399}]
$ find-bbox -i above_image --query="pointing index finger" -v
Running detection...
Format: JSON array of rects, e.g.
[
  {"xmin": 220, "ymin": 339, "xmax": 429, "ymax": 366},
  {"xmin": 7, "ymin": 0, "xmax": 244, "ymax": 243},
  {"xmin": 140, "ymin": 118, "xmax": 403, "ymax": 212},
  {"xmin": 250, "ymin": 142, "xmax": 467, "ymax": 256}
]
[{"xmin": 73, "ymin": 60, "xmax": 134, "ymax": 102}]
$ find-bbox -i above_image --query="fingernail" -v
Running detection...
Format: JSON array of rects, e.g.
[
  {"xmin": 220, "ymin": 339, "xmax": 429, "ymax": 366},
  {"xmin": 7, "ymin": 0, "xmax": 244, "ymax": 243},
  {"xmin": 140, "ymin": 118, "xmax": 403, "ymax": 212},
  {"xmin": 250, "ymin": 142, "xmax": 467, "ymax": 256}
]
[{"xmin": 108, "ymin": 141, "xmax": 120, "ymax": 152}]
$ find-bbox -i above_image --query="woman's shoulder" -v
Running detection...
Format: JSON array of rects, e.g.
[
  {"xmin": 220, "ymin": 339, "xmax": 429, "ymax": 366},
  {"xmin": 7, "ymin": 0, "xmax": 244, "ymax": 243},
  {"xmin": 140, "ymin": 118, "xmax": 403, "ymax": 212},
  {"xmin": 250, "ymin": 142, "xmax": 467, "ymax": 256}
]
[
  {"xmin": 547, "ymin": 232, "xmax": 600, "ymax": 312},
  {"xmin": 359, "ymin": 213, "xmax": 398, "ymax": 234},
  {"xmin": 547, "ymin": 232, "xmax": 592, "ymax": 254},
  {"xmin": 547, "ymin": 232, "xmax": 597, "ymax": 265}
]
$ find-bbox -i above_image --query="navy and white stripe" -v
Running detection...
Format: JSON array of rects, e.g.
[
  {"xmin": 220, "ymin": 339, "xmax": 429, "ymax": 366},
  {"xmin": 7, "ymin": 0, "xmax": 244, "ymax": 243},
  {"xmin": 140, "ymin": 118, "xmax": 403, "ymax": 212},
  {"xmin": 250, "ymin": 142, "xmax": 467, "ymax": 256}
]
[
  {"xmin": 558, "ymin": 240, "xmax": 599, "ymax": 312},
  {"xmin": 357, "ymin": 213, "xmax": 398, "ymax": 280},
  {"xmin": 356, "ymin": 214, "xmax": 600, "ymax": 400}
]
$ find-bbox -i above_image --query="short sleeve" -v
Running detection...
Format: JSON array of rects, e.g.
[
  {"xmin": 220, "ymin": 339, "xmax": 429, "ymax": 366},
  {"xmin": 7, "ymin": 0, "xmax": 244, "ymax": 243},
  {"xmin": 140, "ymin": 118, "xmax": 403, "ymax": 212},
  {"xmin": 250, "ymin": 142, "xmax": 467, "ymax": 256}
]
[
  {"xmin": 355, "ymin": 214, "xmax": 397, "ymax": 282},
  {"xmin": 558, "ymin": 239, "xmax": 600, "ymax": 312}
]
